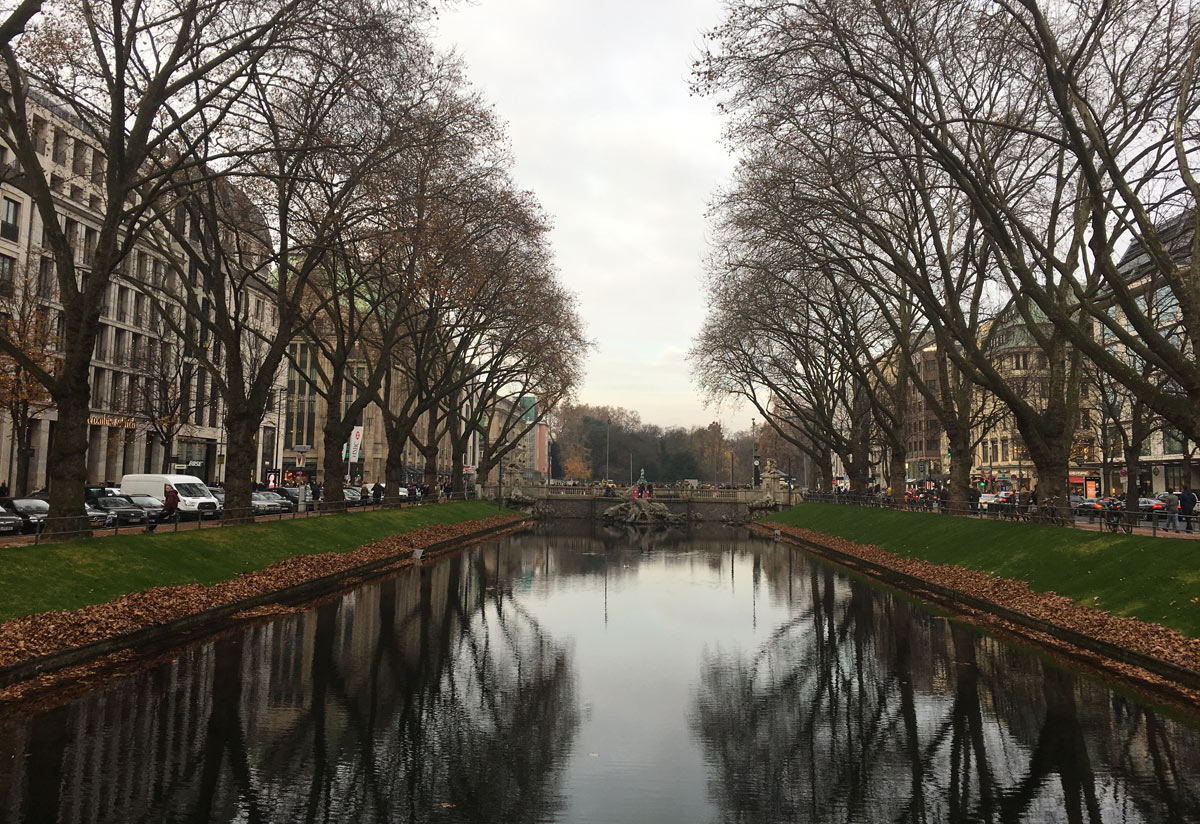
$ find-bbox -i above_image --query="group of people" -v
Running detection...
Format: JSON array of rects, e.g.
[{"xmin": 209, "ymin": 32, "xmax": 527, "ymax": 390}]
[{"xmin": 1159, "ymin": 487, "xmax": 1197, "ymax": 533}]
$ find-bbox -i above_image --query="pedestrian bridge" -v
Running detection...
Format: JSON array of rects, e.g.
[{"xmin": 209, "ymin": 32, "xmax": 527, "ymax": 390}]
[{"xmin": 511, "ymin": 485, "xmax": 785, "ymax": 521}]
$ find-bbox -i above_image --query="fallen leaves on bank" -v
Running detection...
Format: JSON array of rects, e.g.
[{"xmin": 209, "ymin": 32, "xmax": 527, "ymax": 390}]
[
  {"xmin": 0, "ymin": 515, "xmax": 523, "ymax": 672},
  {"xmin": 764, "ymin": 523, "xmax": 1200, "ymax": 687}
]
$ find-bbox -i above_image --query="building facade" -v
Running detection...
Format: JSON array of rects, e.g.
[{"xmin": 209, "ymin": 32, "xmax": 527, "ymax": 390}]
[{"xmin": 0, "ymin": 100, "xmax": 282, "ymax": 491}]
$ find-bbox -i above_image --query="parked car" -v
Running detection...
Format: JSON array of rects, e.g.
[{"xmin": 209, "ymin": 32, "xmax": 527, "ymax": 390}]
[
  {"xmin": 251, "ymin": 491, "xmax": 287, "ymax": 515},
  {"xmin": 275, "ymin": 486, "xmax": 316, "ymax": 512},
  {"xmin": 126, "ymin": 494, "xmax": 164, "ymax": 520},
  {"xmin": 1155, "ymin": 492, "xmax": 1181, "ymax": 512},
  {"xmin": 258, "ymin": 489, "xmax": 296, "ymax": 513},
  {"xmin": 1138, "ymin": 497, "xmax": 1166, "ymax": 518},
  {"xmin": 119, "ymin": 474, "xmax": 220, "ymax": 520},
  {"xmin": 343, "ymin": 488, "xmax": 364, "ymax": 507},
  {"xmin": 1075, "ymin": 497, "xmax": 1108, "ymax": 517},
  {"xmin": 0, "ymin": 506, "xmax": 23, "ymax": 536},
  {"xmin": 88, "ymin": 494, "xmax": 149, "ymax": 526},
  {"xmin": 85, "ymin": 503, "xmax": 117, "ymax": 529},
  {"xmin": 0, "ymin": 497, "xmax": 49, "ymax": 533},
  {"xmin": 978, "ymin": 493, "xmax": 1000, "ymax": 511}
]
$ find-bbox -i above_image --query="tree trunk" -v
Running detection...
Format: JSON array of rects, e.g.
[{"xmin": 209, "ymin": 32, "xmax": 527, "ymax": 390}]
[
  {"xmin": 945, "ymin": 426, "xmax": 973, "ymax": 513},
  {"xmin": 815, "ymin": 451, "xmax": 834, "ymax": 491},
  {"xmin": 43, "ymin": 383, "xmax": 91, "ymax": 540},
  {"xmin": 451, "ymin": 438, "xmax": 466, "ymax": 499},
  {"xmin": 223, "ymin": 411, "xmax": 260, "ymax": 523},
  {"xmin": 1022, "ymin": 427, "xmax": 1071, "ymax": 520},
  {"xmin": 421, "ymin": 414, "xmax": 439, "ymax": 489},
  {"xmin": 887, "ymin": 446, "xmax": 906, "ymax": 499},
  {"xmin": 383, "ymin": 421, "xmax": 410, "ymax": 507},
  {"xmin": 320, "ymin": 387, "xmax": 349, "ymax": 513},
  {"xmin": 422, "ymin": 447, "xmax": 438, "ymax": 490},
  {"xmin": 14, "ymin": 411, "xmax": 34, "ymax": 497},
  {"xmin": 160, "ymin": 434, "xmax": 174, "ymax": 474}
]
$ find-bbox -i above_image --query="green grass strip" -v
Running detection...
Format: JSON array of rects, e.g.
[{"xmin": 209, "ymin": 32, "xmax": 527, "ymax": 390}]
[
  {"xmin": 766, "ymin": 503, "xmax": 1200, "ymax": 639},
  {"xmin": 0, "ymin": 501, "xmax": 516, "ymax": 622}
]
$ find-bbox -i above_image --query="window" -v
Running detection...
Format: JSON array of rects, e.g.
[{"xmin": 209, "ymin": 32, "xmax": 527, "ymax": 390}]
[
  {"xmin": 91, "ymin": 368, "xmax": 105, "ymax": 407},
  {"xmin": 1001, "ymin": 438, "xmax": 1009, "ymax": 462},
  {"xmin": 52, "ymin": 129, "xmax": 67, "ymax": 164},
  {"xmin": 1, "ymin": 197, "xmax": 19, "ymax": 241},
  {"xmin": 38, "ymin": 256, "xmax": 55, "ymax": 299},
  {"xmin": 83, "ymin": 227, "xmax": 98, "ymax": 265},
  {"xmin": 0, "ymin": 253, "xmax": 14, "ymax": 295},
  {"xmin": 91, "ymin": 149, "xmax": 105, "ymax": 186}
]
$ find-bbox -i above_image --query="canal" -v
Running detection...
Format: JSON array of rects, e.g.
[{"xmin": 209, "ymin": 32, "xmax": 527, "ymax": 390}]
[{"xmin": 1, "ymin": 523, "xmax": 1197, "ymax": 822}]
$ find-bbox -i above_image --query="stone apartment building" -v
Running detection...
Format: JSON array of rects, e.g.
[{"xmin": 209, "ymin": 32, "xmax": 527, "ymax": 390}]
[{"xmin": 0, "ymin": 99, "xmax": 284, "ymax": 491}]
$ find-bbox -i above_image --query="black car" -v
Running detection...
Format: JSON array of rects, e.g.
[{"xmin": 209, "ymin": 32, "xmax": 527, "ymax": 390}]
[
  {"xmin": 126, "ymin": 494, "xmax": 164, "ymax": 520},
  {"xmin": 89, "ymin": 494, "xmax": 149, "ymax": 526},
  {"xmin": 85, "ymin": 502, "xmax": 118, "ymax": 528},
  {"xmin": 276, "ymin": 486, "xmax": 317, "ymax": 512},
  {"xmin": 0, "ymin": 497, "xmax": 49, "ymax": 534},
  {"xmin": 0, "ymin": 507, "xmax": 22, "ymax": 536}
]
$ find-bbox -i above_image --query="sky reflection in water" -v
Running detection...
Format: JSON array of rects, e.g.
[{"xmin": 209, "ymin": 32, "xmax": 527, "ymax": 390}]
[{"xmin": 1, "ymin": 522, "xmax": 1197, "ymax": 823}]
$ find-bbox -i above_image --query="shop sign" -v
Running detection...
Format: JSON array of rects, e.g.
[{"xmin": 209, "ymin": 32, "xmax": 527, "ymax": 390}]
[{"xmin": 88, "ymin": 413, "xmax": 136, "ymax": 428}]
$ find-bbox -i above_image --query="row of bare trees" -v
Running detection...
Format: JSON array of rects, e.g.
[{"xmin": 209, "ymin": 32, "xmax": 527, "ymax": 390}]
[
  {"xmin": 690, "ymin": 0, "xmax": 1199, "ymax": 509},
  {"xmin": 0, "ymin": 0, "xmax": 587, "ymax": 534}
]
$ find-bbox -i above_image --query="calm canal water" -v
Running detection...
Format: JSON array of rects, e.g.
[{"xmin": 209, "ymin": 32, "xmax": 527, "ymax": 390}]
[{"xmin": 1, "ymin": 523, "xmax": 1198, "ymax": 823}]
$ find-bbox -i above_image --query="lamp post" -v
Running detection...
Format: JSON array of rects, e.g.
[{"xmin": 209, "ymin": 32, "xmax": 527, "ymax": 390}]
[
  {"xmin": 751, "ymin": 418, "xmax": 760, "ymax": 487},
  {"xmin": 605, "ymin": 418, "xmax": 610, "ymax": 483}
]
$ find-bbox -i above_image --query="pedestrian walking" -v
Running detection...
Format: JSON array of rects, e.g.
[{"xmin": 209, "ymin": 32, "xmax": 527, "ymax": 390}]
[
  {"xmin": 360, "ymin": 482, "xmax": 370, "ymax": 504},
  {"xmin": 1180, "ymin": 486, "xmax": 1197, "ymax": 533},
  {"xmin": 0, "ymin": 481, "xmax": 8, "ymax": 497},
  {"xmin": 372, "ymin": 481, "xmax": 383, "ymax": 504},
  {"xmin": 1163, "ymin": 488, "xmax": 1181, "ymax": 532},
  {"xmin": 145, "ymin": 484, "xmax": 179, "ymax": 532}
]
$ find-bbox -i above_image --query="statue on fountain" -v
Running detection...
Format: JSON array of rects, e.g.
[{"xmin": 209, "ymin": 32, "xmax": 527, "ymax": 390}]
[{"xmin": 602, "ymin": 468, "xmax": 681, "ymax": 524}]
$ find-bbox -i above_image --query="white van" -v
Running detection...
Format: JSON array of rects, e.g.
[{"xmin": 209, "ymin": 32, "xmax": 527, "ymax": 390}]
[{"xmin": 119, "ymin": 474, "xmax": 221, "ymax": 519}]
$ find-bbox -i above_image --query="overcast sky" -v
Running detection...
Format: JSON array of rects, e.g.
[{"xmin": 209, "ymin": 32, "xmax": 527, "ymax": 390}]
[{"xmin": 433, "ymin": 0, "xmax": 748, "ymax": 432}]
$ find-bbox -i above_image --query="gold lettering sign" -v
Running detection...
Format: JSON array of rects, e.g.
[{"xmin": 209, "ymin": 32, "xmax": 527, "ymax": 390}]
[{"xmin": 87, "ymin": 414, "xmax": 137, "ymax": 429}]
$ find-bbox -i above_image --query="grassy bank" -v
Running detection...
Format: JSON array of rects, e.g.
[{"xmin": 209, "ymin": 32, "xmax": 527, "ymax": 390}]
[
  {"xmin": 0, "ymin": 501, "xmax": 515, "ymax": 622},
  {"xmin": 767, "ymin": 503, "xmax": 1200, "ymax": 638}
]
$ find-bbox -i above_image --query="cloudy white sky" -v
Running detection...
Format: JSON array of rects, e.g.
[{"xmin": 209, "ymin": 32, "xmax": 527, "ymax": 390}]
[{"xmin": 433, "ymin": 0, "xmax": 747, "ymax": 431}]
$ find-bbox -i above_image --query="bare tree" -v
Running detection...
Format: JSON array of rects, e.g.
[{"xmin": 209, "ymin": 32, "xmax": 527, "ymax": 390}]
[
  {"xmin": 0, "ymin": 0, "xmax": 313, "ymax": 534},
  {"xmin": 0, "ymin": 263, "xmax": 56, "ymax": 494},
  {"xmin": 696, "ymin": 0, "xmax": 1107, "ymax": 504},
  {"xmin": 138, "ymin": 3, "xmax": 442, "ymax": 518},
  {"xmin": 127, "ymin": 329, "xmax": 207, "ymax": 473}
]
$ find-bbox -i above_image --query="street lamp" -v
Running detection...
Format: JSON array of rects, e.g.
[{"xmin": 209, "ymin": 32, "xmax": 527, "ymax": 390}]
[{"xmin": 605, "ymin": 418, "xmax": 610, "ymax": 483}]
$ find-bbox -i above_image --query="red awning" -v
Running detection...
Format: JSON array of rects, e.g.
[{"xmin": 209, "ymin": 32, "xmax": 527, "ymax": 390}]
[{"xmin": 1068, "ymin": 475, "xmax": 1084, "ymax": 483}]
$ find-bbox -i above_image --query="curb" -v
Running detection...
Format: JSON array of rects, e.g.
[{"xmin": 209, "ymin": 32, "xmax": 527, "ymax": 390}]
[
  {"xmin": 0, "ymin": 518, "xmax": 526, "ymax": 691},
  {"xmin": 752, "ymin": 522, "xmax": 1200, "ymax": 695}
]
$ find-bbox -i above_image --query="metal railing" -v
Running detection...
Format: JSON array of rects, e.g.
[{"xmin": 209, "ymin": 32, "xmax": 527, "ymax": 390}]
[{"xmin": 800, "ymin": 491, "xmax": 1199, "ymax": 538}]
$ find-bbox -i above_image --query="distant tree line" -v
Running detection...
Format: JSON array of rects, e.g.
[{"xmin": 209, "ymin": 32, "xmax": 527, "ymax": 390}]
[{"xmin": 551, "ymin": 404, "xmax": 806, "ymax": 486}]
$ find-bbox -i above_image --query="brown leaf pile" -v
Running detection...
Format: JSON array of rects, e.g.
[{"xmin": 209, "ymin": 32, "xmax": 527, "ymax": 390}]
[
  {"xmin": 0, "ymin": 515, "xmax": 524, "ymax": 671},
  {"xmin": 760, "ymin": 523, "xmax": 1200, "ymax": 704}
]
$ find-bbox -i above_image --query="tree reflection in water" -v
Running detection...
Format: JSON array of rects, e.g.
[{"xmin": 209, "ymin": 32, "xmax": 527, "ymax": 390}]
[
  {"xmin": 691, "ymin": 563, "xmax": 1200, "ymax": 823},
  {"xmin": 0, "ymin": 551, "xmax": 578, "ymax": 823}
]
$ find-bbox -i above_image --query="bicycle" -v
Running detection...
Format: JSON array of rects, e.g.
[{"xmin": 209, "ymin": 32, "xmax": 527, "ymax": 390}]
[{"xmin": 1037, "ymin": 496, "xmax": 1066, "ymax": 526}]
